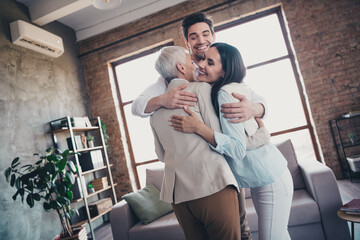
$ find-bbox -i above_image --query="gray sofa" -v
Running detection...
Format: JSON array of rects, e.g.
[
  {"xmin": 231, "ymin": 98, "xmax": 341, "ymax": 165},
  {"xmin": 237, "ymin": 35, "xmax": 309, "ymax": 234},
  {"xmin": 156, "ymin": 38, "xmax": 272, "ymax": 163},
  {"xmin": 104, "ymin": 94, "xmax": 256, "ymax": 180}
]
[{"xmin": 110, "ymin": 139, "xmax": 351, "ymax": 240}]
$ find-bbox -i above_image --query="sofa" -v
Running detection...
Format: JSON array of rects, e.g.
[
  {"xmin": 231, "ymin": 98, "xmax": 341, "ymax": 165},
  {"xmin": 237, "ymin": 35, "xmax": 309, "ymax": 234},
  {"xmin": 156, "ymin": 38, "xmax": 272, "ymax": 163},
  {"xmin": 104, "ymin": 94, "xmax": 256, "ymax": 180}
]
[{"xmin": 110, "ymin": 139, "xmax": 351, "ymax": 240}]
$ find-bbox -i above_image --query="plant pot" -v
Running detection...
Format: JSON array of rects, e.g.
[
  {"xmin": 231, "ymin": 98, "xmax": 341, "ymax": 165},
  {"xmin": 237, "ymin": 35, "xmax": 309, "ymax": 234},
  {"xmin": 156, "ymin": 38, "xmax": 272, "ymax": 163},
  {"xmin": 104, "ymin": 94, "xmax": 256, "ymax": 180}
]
[
  {"xmin": 53, "ymin": 228, "xmax": 87, "ymax": 240},
  {"xmin": 88, "ymin": 141, "xmax": 94, "ymax": 148}
]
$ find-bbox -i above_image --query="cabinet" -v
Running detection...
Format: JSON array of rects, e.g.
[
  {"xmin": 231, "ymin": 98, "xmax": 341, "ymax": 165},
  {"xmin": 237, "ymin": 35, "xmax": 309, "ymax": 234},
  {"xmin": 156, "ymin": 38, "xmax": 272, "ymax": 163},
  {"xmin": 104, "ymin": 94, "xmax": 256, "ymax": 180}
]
[
  {"xmin": 329, "ymin": 114, "xmax": 360, "ymax": 182},
  {"xmin": 49, "ymin": 116, "xmax": 117, "ymax": 239}
]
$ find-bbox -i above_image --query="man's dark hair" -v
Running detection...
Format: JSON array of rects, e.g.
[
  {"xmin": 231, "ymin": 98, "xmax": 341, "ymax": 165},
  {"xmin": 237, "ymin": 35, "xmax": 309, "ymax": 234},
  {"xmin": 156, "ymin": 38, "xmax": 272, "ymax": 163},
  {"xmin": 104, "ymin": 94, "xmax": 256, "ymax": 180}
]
[{"xmin": 181, "ymin": 12, "xmax": 215, "ymax": 41}]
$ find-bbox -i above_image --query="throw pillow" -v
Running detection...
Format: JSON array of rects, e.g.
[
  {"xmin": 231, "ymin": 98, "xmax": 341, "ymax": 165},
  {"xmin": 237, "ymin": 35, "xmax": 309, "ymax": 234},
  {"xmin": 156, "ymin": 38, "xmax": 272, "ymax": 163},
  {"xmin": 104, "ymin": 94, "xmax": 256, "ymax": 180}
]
[{"xmin": 122, "ymin": 184, "xmax": 173, "ymax": 224}]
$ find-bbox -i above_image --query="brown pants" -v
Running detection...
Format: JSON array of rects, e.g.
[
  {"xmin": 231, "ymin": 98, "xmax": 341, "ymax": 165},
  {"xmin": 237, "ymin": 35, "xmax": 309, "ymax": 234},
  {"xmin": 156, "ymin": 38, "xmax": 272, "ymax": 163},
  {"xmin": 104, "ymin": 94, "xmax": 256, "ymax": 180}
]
[
  {"xmin": 238, "ymin": 188, "xmax": 252, "ymax": 240},
  {"xmin": 172, "ymin": 186, "xmax": 240, "ymax": 240}
]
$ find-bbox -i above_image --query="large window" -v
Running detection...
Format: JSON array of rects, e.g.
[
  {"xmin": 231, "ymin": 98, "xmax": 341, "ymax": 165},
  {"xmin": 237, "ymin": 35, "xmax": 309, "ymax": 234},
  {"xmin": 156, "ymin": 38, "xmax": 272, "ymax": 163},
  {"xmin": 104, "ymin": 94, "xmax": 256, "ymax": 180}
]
[
  {"xmin": 113, "ymin": 7, "xmax": 321, "ymax": 189},
  {"xmin": 215, "ymin": 8, "xmax": 320, "ymax": 162}
]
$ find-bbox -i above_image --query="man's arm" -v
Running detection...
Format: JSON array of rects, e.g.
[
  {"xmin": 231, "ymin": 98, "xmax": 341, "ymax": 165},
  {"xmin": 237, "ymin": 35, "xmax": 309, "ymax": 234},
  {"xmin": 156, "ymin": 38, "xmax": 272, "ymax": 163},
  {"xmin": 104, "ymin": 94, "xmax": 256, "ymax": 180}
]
[
  {"xmin": 221, "ymin": 89, "xmax": 267, "ymax": 123},
  {"xmin": 131, "ymin": 77, "xmax": 197, "ymax": 117}
]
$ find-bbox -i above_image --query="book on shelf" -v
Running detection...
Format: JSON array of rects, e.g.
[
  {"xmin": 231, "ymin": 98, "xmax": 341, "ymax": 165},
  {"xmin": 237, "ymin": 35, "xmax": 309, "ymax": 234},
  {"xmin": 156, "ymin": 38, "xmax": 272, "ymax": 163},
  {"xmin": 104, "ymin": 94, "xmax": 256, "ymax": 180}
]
[
  {"xmin": 78, "ymin": 150, "xmax": 104, "ymax": 172},
  {"xmin": 340, "ymin": 199, "xmax": 360, "ymax": 214},
  {"xmin": 70, "ymin": 176, "xmax": 88, "ymax": 199},
  {"xmin": 84, "ymin": 116, "xmax": 92, "ymax": 127},
  {"xmin": 91, "ymin": 177, "xmax": 108, "ymax": 191}
]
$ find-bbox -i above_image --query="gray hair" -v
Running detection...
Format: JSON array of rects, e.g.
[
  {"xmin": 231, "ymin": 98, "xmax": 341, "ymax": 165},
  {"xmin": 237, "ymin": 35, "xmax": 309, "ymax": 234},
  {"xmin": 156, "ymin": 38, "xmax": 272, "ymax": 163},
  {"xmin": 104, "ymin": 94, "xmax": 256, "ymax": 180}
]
[{"xmin": 155, "ymin": 46, "xmax": 188, "ymax": 83}]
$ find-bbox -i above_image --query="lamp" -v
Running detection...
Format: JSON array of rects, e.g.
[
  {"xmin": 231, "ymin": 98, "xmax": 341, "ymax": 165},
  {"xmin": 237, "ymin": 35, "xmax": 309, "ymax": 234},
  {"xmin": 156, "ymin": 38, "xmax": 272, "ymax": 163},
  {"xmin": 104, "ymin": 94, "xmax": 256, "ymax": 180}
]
[{"xmin": 92, "ymin": 0, "xmax": 122, "ymax": 10}]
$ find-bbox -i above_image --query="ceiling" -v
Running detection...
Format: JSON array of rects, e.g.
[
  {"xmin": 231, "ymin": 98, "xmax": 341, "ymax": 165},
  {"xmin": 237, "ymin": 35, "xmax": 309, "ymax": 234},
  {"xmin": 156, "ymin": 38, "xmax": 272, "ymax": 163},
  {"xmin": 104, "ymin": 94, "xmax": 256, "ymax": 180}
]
[{"xmin": 16, "ymin": 0, "xmax": 188, "ymax": 42}]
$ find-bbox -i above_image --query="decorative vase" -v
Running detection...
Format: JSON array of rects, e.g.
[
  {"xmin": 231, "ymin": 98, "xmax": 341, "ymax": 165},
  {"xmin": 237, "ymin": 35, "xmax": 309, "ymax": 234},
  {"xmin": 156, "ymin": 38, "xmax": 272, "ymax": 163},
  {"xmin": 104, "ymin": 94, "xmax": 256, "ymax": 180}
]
[{"xmin": 88, "ymin": 140, "xmax": 94, "ymax": 148}]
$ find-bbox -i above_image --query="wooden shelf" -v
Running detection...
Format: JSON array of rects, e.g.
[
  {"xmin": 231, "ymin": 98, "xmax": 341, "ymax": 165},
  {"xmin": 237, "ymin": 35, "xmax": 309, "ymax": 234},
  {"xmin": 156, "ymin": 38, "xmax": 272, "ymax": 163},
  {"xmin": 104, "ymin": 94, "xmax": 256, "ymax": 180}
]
[
  {"xmin": 80, "ymin": 164, "xmax": 113, "ymax": 176},
  {"xmin": 86, "ymin": 184, "xmax": 117, "ymax": 199},
  {"xmin": 50, "ymin": 126, "xmax": 99, "ymax": 133},
  {"xmin": 71, "ymin": 183, "xmax": 117, "ymax": 203},
  {"xmin": 73, "ymin": 146, "xmax": 103, "ymax": 153},
  {"xmin": 49, "ymin": 116, "xmax": 117, "ymax": 239},
  {"xmin": 71, "ymin": 208, "xmax": 113, "ymax": 228}
]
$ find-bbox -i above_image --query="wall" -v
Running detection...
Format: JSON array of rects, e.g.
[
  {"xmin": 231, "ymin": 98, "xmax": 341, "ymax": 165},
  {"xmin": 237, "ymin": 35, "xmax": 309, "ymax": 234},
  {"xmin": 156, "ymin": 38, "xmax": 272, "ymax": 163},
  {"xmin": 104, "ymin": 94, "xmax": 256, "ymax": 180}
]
[
  {"xmin": 0, "ymin": 0, "xmax": 91, "ymax": 239},
  {"xmin": 78, "ymin": 0, "xmax": 360, "ymax": 194}
]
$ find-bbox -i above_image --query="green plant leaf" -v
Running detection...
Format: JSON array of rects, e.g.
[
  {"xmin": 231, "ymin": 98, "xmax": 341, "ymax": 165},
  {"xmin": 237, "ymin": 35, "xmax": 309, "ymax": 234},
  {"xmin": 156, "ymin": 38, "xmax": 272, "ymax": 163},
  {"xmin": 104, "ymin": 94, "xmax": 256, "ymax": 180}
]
[
  {"xmin": 12, "ymin": 189, "xmax": 19, "ymax": 201},
  {"xmin": 65, "ymin": 171, "xmax": 75, "ymax": 185},
  {"xmin": 62, "ymin": 149, "xmax": 70, "ymax": 159},
  {"xmin": 56, "ymin": 182, "xmax": 66, "ymax": 195},
  {"xmin": 58, "ymin": 196, "xmax": 70, "ymax": 206},
  {"xmin": 57, "ymin": 157, "xmax": 67, "ymax": 172},
  {"xmin": 19, "ymin": 188, "xmax": 25, "ymax": 197},
  {"xmin": 15, "ymin": 177, "xmax": 22, "ymax": 189},
  {"xmin": 45, "ymin": 162, "xmax": 56, "ymax": 175},
  {"xmin": 50, "ymin": 200, "xmax": 61, "ymax": 210},
  {"xmin": 27, "ymin": 180, "xmax": 34, "ymax": 192},
  {"xmin": 11, "ymin": 157, "xmax": 20, "ymax": 168},
  {"xmin": 35, "ymin": 159, "xmax": 43, "ymax": 165},
  {"xmin": 10, "ymin": 174, "xmax": 16, "ymax": 187},
  {"xmin": 66, "ymin": 190, "xmax": 73, "ymax": 201},
  {"xmin": 67, "ymin": 161, "xmax": 76, "ymax": 173},
  {"xmin": 5, "ymin": 167, "xmax": 11, "ymax": 182},
  {"xmin": 26, "ymin": 194, "xmax": 34, "ymax": 208},
  {"xmin": 32, "ymin": 193, "xmax": 41, "ymax": 201},
  {"xmin": 43, "ymin": 202, "xmax": 51, "ymax": 212},
  {"xmin": 20, "ymin": 164, "xmax": 33, "ymax": 171}
]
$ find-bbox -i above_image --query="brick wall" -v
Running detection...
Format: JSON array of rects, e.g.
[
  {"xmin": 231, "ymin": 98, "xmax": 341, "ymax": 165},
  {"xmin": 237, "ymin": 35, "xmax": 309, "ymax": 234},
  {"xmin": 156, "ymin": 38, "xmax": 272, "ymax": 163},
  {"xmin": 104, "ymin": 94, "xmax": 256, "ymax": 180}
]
[{"xmin": 79, "ymin": 0, "xmax": 360, "ymax": 197}]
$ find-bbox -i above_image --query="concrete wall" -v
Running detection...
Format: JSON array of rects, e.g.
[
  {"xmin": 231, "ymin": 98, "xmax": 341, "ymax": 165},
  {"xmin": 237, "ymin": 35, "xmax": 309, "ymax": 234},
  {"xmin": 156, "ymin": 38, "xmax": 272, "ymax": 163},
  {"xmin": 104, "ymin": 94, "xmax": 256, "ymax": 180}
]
[{"xmin": 0, "ymin": 0, "xmax": 91, "ymax": 239}]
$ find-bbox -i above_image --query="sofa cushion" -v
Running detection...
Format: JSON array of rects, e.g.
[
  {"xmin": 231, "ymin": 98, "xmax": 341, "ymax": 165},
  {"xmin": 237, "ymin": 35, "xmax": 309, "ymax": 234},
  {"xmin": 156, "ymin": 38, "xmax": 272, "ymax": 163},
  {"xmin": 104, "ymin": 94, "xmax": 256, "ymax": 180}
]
[
  {"xmin": 245, "ymin": 189, "xmax": 321, "ymax": 232},
  {"xmin": 129, "ymin": 212, "xmax": 185, "ymax": 240},
  {"xmin": 276, "ymin": 139, "xmax": 306, "ymax": 190},
  {"xmin": 146, "ymin": 168, "xmax": 164, "ymax": 190},
  {"xmin": 122, "ymin": 184, "xmax": 173, "ymax": 224}
]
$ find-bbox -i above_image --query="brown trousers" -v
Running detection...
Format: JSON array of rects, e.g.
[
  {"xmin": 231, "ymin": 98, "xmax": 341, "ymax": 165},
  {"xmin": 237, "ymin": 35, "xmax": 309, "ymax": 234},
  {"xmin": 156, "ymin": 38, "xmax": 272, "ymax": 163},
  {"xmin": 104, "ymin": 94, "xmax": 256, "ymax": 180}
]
[{"xmin": 172, "ymin": 186, "xmax": 240, "ymax": 240}]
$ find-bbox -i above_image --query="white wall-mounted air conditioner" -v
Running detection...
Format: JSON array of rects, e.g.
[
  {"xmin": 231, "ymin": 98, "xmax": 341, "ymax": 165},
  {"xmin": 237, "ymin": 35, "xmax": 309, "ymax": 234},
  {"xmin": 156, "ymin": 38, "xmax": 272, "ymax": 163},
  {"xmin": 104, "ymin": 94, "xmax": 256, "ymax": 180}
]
[{"xmin": 10, "ymin": 20, "xmax": 64, "ymax": 58}]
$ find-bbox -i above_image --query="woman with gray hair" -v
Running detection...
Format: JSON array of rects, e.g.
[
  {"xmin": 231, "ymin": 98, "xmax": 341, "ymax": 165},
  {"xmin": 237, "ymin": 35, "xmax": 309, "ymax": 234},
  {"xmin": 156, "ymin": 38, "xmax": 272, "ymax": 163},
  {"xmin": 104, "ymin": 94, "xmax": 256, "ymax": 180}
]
[{"xmin": 150, "ymin": 45, "xmax": 241, "ymax": 240}]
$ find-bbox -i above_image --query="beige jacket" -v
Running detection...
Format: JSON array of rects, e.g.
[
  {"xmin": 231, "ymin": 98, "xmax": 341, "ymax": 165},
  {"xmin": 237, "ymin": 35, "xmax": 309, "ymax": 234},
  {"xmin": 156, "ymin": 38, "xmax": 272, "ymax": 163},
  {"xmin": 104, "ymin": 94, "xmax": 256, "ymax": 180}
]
[{"xmin": 150, "ymin": 78, "xmax": 238, "ymax": 204}]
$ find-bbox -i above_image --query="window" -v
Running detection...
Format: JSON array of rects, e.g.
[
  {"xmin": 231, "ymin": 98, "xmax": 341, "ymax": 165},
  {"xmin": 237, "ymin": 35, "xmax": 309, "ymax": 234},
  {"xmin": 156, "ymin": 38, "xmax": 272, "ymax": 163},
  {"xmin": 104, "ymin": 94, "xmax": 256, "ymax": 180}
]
[{"xmin": 215, "ymin": 7, "xmax": 320, "ymax": 162}]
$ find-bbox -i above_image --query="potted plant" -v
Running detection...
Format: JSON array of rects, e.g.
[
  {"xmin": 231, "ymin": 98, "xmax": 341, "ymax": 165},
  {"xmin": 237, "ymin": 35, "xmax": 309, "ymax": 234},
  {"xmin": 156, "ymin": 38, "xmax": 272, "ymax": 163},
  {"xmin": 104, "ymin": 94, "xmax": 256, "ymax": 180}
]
[
  {"xmin": 86, "ymin": 136, "xmax": 95, "ymax": 148},
  {"xmin": 4, "ymin": 148, "xmax": 85, "ymax": 239}
]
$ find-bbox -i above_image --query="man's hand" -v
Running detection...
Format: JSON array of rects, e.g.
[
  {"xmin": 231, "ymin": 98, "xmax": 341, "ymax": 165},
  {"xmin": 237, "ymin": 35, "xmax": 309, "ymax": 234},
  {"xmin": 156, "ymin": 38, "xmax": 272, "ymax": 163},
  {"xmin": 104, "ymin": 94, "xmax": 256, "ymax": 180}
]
[
  {"xmin": 221, "ymin": 93, "xmax": 264, "ymax": 123},
  {"xmin": 161, "ymin": 83, "xmax": 197, "ymax": 109}
]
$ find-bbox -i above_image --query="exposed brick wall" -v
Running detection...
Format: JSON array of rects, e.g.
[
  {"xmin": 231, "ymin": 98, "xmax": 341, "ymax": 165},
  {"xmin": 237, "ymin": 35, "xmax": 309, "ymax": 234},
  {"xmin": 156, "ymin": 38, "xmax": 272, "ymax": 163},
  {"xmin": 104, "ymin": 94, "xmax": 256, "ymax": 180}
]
[
  {"xmin": 79, "ymin": 0, "xmax": 360, "ymax": 197},
  {"xmin": 283, "ymin": 0, "xmax": 360, "ymax": 177}
]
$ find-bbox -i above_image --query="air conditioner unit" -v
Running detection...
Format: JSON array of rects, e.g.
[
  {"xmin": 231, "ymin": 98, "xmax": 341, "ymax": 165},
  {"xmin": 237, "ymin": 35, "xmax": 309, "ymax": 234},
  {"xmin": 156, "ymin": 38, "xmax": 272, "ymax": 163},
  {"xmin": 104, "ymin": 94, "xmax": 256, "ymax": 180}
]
[{"xmin": 10, "ymin": 20, "xmax": 64, "ymax": 58}]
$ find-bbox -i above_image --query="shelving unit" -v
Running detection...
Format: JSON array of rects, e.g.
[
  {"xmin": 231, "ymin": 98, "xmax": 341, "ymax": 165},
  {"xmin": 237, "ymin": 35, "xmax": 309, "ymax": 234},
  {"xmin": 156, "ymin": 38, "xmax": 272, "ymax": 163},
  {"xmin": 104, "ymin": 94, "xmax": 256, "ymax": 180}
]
[
  {"xmin": 329, "ymin": 114, "xmax": 360, "ymax": 182},
  {"xmin": 49, "ymin": 116, "xmax": 117, "ymax": 239}
]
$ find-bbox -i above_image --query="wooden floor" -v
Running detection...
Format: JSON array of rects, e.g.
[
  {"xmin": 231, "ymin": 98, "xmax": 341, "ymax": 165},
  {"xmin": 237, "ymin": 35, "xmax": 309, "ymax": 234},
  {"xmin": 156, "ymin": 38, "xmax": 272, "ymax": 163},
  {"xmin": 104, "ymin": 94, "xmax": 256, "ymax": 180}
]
[{"xmin": 94, "ymin": 178, "xmax": 360, "ymax": 240}]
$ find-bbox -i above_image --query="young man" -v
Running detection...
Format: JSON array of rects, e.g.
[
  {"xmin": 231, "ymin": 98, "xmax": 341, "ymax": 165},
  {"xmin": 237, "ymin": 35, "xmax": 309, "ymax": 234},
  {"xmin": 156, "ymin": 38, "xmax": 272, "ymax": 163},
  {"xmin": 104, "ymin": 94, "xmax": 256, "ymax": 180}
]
[
  {"xmin": 132, "ymin": 12, "xmax": 268, "ymax": 239},
  {"xmin": 151, "ymin": 46, "xmax": 240, "ymax": 240},
  {"xmin": 132, "ymin": 13, "xmax": 266, "ymax": 123}
]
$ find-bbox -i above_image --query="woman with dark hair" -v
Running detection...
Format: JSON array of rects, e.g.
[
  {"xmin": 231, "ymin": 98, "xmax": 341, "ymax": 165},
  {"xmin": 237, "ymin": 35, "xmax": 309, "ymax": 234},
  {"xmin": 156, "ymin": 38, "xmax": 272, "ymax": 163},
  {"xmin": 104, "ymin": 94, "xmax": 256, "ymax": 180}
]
[{"xmin": 170, "ymin": 42, "xmax": 293, "ymax": 240}]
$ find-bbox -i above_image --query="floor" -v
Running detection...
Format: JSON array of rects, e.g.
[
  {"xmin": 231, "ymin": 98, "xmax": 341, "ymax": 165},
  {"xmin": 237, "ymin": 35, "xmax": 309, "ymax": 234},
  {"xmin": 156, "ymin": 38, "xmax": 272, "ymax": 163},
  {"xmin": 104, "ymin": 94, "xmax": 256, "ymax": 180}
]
[{"xmin": 94, "ymin": 178, "xmax": 360, "ymax": 240}]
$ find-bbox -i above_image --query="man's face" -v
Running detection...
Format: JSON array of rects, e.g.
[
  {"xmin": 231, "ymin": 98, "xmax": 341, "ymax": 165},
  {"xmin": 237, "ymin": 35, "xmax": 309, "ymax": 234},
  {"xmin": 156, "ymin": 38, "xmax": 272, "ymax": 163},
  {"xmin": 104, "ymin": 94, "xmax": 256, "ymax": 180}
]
[
  {"xmin": 184, "ymin": 53, "xmax": 196, "ymax": 82},
  {"xmin": 186, "ymin": 22, "xmax": 215, "ymax": 62}
]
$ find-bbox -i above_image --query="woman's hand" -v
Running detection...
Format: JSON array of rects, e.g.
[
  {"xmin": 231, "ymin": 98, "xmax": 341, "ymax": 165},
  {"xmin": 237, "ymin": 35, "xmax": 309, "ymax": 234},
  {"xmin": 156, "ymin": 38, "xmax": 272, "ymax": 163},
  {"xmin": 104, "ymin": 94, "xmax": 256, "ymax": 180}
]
[
  {"xmin": 169, "ymin": 106, "xmax": 201, "ymax": 133},
  {"xmin": 254, "ymin": 117, "xmax": 265, "ymax": 128}
]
